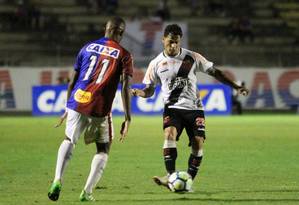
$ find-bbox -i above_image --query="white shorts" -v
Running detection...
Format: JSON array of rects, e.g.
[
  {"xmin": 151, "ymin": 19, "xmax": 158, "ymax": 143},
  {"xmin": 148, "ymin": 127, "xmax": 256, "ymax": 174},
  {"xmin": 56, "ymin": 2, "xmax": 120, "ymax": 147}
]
[{"xmin": 65, "ymin": 109, "xmax": 114, "ymax": 144}]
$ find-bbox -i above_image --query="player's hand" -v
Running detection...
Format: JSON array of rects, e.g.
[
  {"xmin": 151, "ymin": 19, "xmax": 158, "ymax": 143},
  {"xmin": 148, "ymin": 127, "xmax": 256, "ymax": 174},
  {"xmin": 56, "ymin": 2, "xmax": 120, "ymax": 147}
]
[
  {"xmin": 54, "ymin": 111, "xmax": 68, "ymax": 128},
  {"xmin": 130, "ymin": 88, "xmax": 139, "ymax": 97},
  {"xmin": 237, "ymin": 86, "xmax": 249, "ymax": 96},
  {"xmin": 119, "ymin": 120, "xmax": 130, "ymax": 142}
]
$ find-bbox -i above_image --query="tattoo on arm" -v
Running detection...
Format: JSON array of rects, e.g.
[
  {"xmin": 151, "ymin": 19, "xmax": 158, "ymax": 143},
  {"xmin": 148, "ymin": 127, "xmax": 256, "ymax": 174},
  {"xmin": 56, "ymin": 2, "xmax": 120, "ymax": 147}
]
[{"xmin": 143, "ymin": 85, "xmax": 155, "ymax": 98}]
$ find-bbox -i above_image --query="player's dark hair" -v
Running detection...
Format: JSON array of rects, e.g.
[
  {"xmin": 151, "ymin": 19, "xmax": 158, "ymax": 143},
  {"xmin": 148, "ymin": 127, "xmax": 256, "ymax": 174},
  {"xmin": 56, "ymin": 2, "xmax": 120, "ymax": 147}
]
[
  {"xmin": 105, "ymin": 16, "xmax": 126, "ymax": 42},
  {"xmin": 107, "ymin": 16, "xmax": 126, "ymax": 27},
  {"xmin": 164, "ymin": 24, "xmax": 183, "ymax": 37}
]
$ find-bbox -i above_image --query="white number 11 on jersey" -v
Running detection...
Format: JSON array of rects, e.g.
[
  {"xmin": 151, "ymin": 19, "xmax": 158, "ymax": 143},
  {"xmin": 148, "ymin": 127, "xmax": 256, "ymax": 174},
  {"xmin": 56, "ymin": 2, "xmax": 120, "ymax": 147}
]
[
  {"xmin": 96, "ymin": 59, "xmax": 109, "ymax": 84},
  {"xmin": 83, "ymin": 55, "xmax": 109, "ymax": 84}
]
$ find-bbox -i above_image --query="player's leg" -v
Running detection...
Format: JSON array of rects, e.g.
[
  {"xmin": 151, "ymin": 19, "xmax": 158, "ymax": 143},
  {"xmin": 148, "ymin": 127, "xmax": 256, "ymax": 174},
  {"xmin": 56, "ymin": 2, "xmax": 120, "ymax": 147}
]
[
  {"xmin": 48, "ymin": 138, "xmax": 73, "ymax": 201},
  {"xmin": 80, "ymin": 143, "xmax": 110, "ymax": 202},
  {"xmin": 153, "ymin": 126, "xmax": 178, "ymax": 188},
  {"xmin": 80, "ymin": 114, "xmax": 113, "ymax": 201},
  {"xmin": 163, "ymin": 126, "xmax": 178, "ymax": 174},
  {"xmin": 162, "ymin": 108, "xmax": 182, "ymax": 175},
  {"xmin": 48, "ymin": 109, "xmax": 87, "ymax": 201},
  {"xmin": 153, "ymin": 108, "xmax": 182, "ymax": 188},
  {"xmin": 188, "ymin": 136, "xmax": 204, "ymax": 180},
  {"xmin": 185, "ymin": 110, "xmax": 206, "ymax": 180}
]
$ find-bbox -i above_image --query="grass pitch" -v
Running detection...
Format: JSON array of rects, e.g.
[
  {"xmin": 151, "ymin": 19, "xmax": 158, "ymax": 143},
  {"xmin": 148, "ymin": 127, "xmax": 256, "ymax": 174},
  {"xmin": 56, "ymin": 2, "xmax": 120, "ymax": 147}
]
[{"xmin": 0, "ymin": 115, "xmax": 299, "ymax": 205}]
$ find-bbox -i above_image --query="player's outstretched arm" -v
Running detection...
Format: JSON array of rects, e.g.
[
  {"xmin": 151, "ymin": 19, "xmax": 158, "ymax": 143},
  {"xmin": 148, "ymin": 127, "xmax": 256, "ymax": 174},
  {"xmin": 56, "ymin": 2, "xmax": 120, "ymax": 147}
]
[
  {"xmin": 208, "ymin": 67, "xmax": 249, "ymax": 96},
  {"xmin": 54, "ymin": 70, "xmax": 79, "ymax": 128},
  {"xmin": 131, "ymin": 84, "xmax": 155, "ymax": 98},
  {"xmin": 120, "ymin": 73, "xmax": 132, "ymax": 142}
]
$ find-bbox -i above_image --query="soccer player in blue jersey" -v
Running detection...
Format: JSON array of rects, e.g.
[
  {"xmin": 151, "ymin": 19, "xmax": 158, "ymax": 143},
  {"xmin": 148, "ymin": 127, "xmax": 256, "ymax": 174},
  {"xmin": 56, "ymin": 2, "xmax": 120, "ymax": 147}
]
[{"xmin": 48, "ymin": 16, "xmax": 133, "ymax": 201}]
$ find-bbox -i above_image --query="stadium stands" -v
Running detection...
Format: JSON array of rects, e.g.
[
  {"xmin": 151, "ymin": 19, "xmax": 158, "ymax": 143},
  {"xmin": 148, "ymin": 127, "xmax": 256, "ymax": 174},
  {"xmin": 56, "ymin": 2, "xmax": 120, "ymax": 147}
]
[{"xmin": 0, "ymin": 0, "xmax": 299, "ymax": 66}]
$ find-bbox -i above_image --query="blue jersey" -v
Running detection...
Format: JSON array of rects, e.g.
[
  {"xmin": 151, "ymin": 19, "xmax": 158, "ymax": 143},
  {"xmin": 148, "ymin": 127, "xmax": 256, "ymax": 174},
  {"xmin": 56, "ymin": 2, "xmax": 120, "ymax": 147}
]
[{"xmin": 67, "ymin": 37, "xmax": 133, "ymax": 117}]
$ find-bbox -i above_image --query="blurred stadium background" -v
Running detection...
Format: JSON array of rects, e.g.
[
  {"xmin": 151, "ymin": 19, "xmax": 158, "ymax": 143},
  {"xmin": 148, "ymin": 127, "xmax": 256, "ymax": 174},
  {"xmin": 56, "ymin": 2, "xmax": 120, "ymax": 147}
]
[
  {"xmin": 0, "ymin": 0, "xmax": 299, "ymax": 115},
  {"xmin": 1, "ymin": 1, "xmax": 299, "ymax": 204}
]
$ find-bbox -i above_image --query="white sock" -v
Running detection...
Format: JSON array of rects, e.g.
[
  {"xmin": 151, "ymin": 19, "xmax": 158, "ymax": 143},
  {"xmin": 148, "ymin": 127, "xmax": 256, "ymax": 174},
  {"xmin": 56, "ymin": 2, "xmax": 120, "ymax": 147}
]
[
  {"xmin": 192, "ymin": 149, "xmax": 204, "ymax": 157},
  {"xmin": 54, "ymin": 140, "xmax": 73, "ymax": 182},
  {"xmin": 163, "ymin": 139, "xmax": 176, "ymax": 148},
  {"xmin": 84, "ymin": 153, "xmax": 108, "ymax": 194}
]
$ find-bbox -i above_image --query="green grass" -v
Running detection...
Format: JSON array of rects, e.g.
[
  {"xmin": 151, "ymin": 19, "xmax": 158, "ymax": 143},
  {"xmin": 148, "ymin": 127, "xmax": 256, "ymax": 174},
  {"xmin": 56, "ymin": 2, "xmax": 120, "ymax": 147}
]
[{"xmin": 0, "ymin": 115, "xmax": 299, "ymax": 205}]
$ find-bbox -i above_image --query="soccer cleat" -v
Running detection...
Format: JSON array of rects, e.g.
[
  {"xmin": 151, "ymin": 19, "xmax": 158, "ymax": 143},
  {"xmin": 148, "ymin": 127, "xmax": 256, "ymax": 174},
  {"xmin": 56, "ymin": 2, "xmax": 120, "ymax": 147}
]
[
  {"xmin": 153, "ymin": 175, "xmax": 170, "ymax": 190},
  {"xmin": 79, "ymin": 190, "xmax": 95, "ymax": 202},
  {"xmin": 48, "ymin": 181, "xmax": 62, "ymax": 201}
]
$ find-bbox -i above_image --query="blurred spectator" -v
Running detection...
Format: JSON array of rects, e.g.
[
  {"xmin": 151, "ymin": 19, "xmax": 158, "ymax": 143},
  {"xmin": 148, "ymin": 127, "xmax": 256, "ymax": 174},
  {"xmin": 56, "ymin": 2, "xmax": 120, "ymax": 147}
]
[
  {"xmin": 155, "ymin": 0, "xmax": 171, "ymax": 21},
  {"xmin": 15, "ymin": 0, "xmax": 29, "ymax": 30},
  {"xmin": 270, "ymin": 3, "xmax": 280, "ymax": 18},
  {"xmin": 226, "ymin": 16, "xmax": 254, "ymax": 44},
  {"xmin": 189, "ymin": 0, "xmax": 199, "ymax": 16},
  {"xmin": 232, "ymin": 81, "xmax": 245, "ymax": 115},
  {"xmin": 12, "ymin": 0, "xmax": 42, "ymax": 31},
  {"xmin": 226, "ymin": 17, "xmax": 240, "ymax": 43},
  {"xmin": 238, "ymin": 16, "xmax": 254, "ymax": 43},
  {"xmin": 28, "ymin": 4, "xmax": 41, "ymax": 30}
]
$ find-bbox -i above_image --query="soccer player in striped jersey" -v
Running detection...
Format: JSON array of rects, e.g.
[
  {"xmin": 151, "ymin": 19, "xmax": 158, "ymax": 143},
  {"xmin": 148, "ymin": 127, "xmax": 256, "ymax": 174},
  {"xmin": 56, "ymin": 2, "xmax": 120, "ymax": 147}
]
[
  {"xmin": 132, "ymin": 24, "xmax": 249, "ymax": 190},
  {"xmin": 48, "ymin": 17, "xmax": 133, "ymax": 201}
]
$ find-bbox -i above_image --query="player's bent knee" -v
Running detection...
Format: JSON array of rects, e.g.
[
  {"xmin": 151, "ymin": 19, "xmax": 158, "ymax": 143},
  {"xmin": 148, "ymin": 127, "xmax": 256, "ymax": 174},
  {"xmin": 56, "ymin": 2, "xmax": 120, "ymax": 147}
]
[
  {"xmin": 64, "ymin": 136, "xmax": 77, "ymax": 145},
  {"xmin": 191, "ymin": 136, "xmax": 204, "ymax": 149},
  {"xmin": 194, "ymin": 136, "xmax": 205, "ymax": 144},
  {"xmin": 164, "ymin": 128, "xmax": 177, "ymax": 141},
  {"xmin": 65, "ymin": 136, "xmax": 72, "ymax": 142}
]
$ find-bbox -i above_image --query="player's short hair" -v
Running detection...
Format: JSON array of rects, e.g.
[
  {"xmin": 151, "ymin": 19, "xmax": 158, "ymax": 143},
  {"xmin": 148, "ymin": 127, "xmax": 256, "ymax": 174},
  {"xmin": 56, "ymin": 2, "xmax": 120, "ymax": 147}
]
[
  {"xmin": 164, "ymin": 24, "xmax": 183, "ymax": 37},
  {"xmin": 106, "ymin": 16, "xmax": 126, "ymax": 28}
]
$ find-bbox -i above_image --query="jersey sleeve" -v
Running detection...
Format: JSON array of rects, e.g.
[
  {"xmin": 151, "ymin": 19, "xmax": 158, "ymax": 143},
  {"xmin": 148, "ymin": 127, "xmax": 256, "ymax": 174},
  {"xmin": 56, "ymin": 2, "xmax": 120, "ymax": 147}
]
[
  {"xmin": 142, "ymin": 60, "xmax": 158, "ymax": 86},
  {"xmin": 121, "ymin": 51, "xmax": 133, "ymax": 77},
  {"xmin": 193, "ymin": 52, "xmax": 214, "ymax": 73}
]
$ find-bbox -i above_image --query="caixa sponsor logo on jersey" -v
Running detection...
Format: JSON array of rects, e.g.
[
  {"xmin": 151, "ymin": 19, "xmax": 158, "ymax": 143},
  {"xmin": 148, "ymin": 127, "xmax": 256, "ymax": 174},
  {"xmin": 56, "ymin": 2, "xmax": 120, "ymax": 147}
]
[
  {"xmin": 32, "ymin": 85, "xmax": 67, "ymax": 116},
  {"xmin": 86, "ymin": 43, "xmax": 120, "ymax": 59}
]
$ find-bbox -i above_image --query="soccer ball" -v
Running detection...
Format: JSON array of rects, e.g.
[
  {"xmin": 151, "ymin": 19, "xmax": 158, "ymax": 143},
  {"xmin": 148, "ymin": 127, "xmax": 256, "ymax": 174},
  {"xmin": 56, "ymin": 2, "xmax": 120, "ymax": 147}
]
[{"xmin": 168, "ymin": 171, "xmax": 193, "ymax": 192}]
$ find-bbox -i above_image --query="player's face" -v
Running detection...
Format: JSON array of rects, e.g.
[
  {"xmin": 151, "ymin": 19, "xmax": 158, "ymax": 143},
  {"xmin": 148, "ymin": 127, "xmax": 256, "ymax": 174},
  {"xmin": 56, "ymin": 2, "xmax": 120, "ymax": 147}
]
[{"xmin": 163, "ymin": 34, "xmax": 181, "ymax": 57}]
